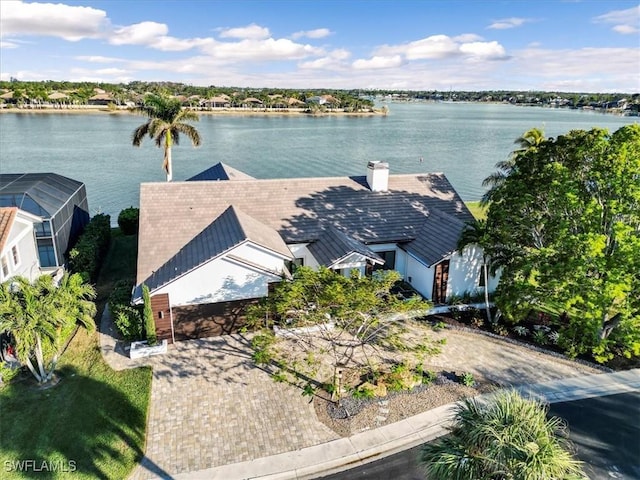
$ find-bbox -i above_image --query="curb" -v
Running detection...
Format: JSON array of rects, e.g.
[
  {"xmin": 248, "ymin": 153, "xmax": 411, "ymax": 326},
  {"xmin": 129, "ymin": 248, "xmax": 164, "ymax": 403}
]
[{"xmin": 169, "ymin": 369, "xmax": 640, "ymax": 480}]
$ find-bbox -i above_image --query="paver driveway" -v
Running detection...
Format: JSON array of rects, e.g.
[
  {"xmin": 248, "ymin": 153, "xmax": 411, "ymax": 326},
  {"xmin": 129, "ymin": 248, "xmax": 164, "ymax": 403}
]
[
  {"xmin": 128, "ymin": 335, "xmax": 339, "ymax": 479},
  {"xmin": 116, "ymin": 329, "xmax": 603, "ymax": 479}
]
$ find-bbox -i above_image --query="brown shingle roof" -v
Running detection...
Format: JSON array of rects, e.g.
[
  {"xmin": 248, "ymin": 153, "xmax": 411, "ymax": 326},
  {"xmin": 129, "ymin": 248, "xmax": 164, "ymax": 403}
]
[
  {"xmin": 0, "ymin": 207, "xmax": 17, "ymax": 253},
  {"xmin": 137, "ymin": 172, "xmax": 474, "ymax": 284}
]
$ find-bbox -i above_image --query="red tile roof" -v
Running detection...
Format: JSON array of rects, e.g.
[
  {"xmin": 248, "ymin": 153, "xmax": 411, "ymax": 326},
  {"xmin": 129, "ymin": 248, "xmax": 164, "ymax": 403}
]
[{"xmin": 0, "ymin": 207, "xmax": 17, "ymax": 253}]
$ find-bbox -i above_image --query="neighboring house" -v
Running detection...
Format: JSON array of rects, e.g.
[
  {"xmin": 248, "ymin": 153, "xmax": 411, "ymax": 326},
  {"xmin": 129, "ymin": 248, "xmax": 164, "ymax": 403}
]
[
  {"xmin": 0, "ymin": 207, "xmax": 42, "ymax": 283},
  {"xmin": 135, "ymin": 161, "xmax": 499, "ymax": 343},
  {"xmin": 0, "ymin": 173, "xmax": 90, "ymax": 271},
  {"xmin": 87, "ymin": 93, "xmax": 114, "ymax": 106},
  {"xmin": 186, "ymin": 162, "xmax": 255, "ymax": 182}
]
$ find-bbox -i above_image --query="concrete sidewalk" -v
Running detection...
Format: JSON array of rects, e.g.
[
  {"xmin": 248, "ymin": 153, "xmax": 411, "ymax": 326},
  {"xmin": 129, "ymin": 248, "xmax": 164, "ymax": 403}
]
[{"xmin": 173, "ymin": 368, "xmax": 640, "ymax": 480}]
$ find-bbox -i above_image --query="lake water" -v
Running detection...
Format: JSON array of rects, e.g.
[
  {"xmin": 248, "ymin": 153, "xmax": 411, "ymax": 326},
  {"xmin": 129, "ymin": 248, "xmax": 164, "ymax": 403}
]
[{"xmin": 0, "ymin": 102, "xmax": 636, "ymax": 218}]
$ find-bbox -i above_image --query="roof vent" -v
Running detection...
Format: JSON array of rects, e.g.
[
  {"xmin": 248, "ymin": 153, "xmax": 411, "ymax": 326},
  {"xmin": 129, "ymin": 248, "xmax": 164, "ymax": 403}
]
[{"xmin": 366, "ymin": 161, "xmax": 389, "ymax": 192}]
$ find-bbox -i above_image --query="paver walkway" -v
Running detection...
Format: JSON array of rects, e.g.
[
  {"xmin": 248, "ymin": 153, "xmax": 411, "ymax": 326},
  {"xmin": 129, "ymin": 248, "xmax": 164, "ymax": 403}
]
[{"xmin": 99, "ymin": 308, "xmax": 605, "ymax": 479}]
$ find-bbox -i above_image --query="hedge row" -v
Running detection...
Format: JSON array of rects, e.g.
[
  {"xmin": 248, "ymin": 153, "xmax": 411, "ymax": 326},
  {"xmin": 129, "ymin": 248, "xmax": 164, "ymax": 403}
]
[
  {"xmin": 109, "ymin": 279, "xmax": 143, "ymax": 340},
  {"xmin": 68, "ymin": 213, "xmax": 111, "ymax": 283}
]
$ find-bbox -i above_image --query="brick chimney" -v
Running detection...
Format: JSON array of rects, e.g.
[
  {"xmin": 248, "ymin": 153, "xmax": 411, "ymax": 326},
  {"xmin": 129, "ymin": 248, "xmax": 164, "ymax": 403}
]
[{"xmin": 366, "ymin": 161, "xmax": 389, "ymax": 192}]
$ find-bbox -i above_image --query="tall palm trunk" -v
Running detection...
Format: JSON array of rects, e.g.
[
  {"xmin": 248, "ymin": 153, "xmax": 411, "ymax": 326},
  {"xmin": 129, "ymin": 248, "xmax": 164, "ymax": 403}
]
[
  {"xmin": 163, "ymin": 133, "xmax": 173, "ymax": 182},
  {"xmin": 483, "ymin": 258, "xmax": 493, "ymax": 324},
  {"xmin": 35, "ymin": 334, "xmax": 48, "ymax": 382},
  {"xmin": 24, "ymin": 356, "xmax": 44, "ymax": 383}
]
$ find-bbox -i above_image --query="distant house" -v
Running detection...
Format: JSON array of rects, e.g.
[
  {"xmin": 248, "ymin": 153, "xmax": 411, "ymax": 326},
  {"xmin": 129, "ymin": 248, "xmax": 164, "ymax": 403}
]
[
  {"xmin": 135, "ymin": 162, "xmax": 498, "ymax": 343},
  {"xmin": 87, "ymin": 93, "xmax": 115, "ymax": 106},
  {"xmin": 0, "ymin": 173, "xmax": 90, "ymax": 272}
]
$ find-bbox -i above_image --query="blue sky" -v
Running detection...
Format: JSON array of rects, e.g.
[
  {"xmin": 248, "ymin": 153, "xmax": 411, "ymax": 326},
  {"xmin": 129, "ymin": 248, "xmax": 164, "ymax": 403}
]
[{"xmin": 1, "ymin": 0, "xmax": 638, "ymax": 92}]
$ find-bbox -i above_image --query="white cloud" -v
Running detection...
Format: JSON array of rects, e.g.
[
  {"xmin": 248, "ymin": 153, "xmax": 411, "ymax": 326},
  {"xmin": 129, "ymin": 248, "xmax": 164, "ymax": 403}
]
[
  {"xmin": 201, "ymin": 38, "xmax": 321, "ymax": 61},
  {"xmin": 108, "ymin": 21, "xmax": 213, "ymax": 51},
  {"xmin": 75, "ymin": 55, "xmax": 125, "ymax": 63},
  {"xmin": 613, "ymin": 24, "xmax": 639, "ymax": 35},
  {"xmin": 1, "ymin": 40, "xmax": 19, "ymax": 49},
  {"xmin": 218, "ymin": 24, "xmax": 270, "ymax": 40},
  {"xmin": 0, "ymin": 1, "xmax": 108, "ymax": 41},
  {"xmin": 459, "ymin": 41, "xmax": 508, "ymax": 60},
  {"xmin": 291, "ymin": 28, "xmax": 331, "ymax": 39},
  {"xmin": 110, "ymin": 21, "xmax": 168, "ymax": 45},
  {"xmin": 299, "ymin": 49, "xmax": 350, "ymax": 69},
  {"xmin": 453, "ymin": 33, "xmax": 484, "ymax": 42},
  {"xmin": 593, "ymin": 5, "xmax": 640, "ymax": 35},
  {"xmin": 373, "ymin": 34, "xmax": 508, "ymax": 62},
  {"xmin": 352, "ymin": 55, "xmax": 404, "ymax": 70},
  {"xmin": 488, "ymin": 17, "xmax": 529, "ymax": 30},
  {"xmin": 512, "ymin": 46, "xmax": 640, "ymax": 91}
]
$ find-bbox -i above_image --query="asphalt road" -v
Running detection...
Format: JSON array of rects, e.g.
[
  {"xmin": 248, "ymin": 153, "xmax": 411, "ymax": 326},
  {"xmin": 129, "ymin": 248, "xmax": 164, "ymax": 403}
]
[{"xmin": 317, "ymin": 392, "xmax": 640, "ymax": 480}]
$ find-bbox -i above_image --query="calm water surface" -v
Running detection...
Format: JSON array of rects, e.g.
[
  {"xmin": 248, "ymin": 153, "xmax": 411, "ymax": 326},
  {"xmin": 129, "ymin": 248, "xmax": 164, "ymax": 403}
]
[{"xmin": 0, "ymin": 102, "xmax": 635, "ymax": 217}]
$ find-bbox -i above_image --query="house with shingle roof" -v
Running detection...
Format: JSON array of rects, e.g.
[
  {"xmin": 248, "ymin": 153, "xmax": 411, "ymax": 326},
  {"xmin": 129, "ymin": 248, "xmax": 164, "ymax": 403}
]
[{"xmin": 135, "ymin": 162, "xmax": 498, "ymax": 343}]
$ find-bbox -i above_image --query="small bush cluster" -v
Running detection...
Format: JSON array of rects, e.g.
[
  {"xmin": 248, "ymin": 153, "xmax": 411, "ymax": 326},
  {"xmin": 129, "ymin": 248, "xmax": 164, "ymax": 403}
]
[
  {"xmin": 108, "ymin": 280, "xmax": 142, "ymax": 340},
  {"xmin": 68, "ymin": 213, "xmax": 111, "ymax": 282},
  {"xmin": 142, "ymin": 284, "xmax": 157, "ymax": 345},
  {"xmin": 117, "ymin": 207, "xmax": 139, "ymax": 236}
]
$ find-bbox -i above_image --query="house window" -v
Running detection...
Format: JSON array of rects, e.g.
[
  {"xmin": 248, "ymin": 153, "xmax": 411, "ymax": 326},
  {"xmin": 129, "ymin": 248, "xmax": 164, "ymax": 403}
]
[
  {"xmin": 34, "ymin": 221, "xmax": 52, "ymax": 237},
  {"xmin": 478, "ymin": 265, "xmax": 487, "ymax": 287},
  {"xmin": 1, "ymin": 256, "xmax": 8, "ymax": 277},
  {"xmin": 286, "ymin": 257, "xmax": 304, "ymax": 273},
  {"xmin": 11, "ymin": 246, "xmax": 19, "ymax": 266},
  {"xmin": 37, "ymin": 239, "xmax": 56, "ymax": 267},
  {"xmin": 373, "ymin": 250, "xmax": 396, "ymax": 271}
]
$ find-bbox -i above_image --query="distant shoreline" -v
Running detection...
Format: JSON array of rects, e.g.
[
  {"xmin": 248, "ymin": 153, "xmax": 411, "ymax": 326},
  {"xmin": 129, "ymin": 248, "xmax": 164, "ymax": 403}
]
[{"xmin": 0, "ymin": 106, "xmax": 383, "ymax": 117}]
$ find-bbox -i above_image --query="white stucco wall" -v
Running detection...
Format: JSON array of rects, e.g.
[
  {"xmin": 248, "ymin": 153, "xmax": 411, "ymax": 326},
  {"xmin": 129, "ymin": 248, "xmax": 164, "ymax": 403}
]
[
  {"xmin": 153, "ymin": 242, "xmax": 286, "ymax": 306},
  {"xmin": 0, "ymin": 216, "xmax": 40, "ymax": 282},
  {"xmin": 447, "ymin": 245, "xmax": 500, "ymax": 298},
  {"xmin": 405, "ymin": 254, "xmax": 435, "ymax": 299},
  {"xmin": 287, "ymin": 243, "xmax": 319, "ymax": 269}
]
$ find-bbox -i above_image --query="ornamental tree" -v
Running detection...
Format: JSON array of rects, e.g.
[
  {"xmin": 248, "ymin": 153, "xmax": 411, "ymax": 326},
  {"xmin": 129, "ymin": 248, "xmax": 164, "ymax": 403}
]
[
  {"xmin": 485, "ymin": 124, "xmax": 640, "ymax": 362},
  {"xmin": 246, "ymin": 267, "xmax": 434, "ymax": 399}
]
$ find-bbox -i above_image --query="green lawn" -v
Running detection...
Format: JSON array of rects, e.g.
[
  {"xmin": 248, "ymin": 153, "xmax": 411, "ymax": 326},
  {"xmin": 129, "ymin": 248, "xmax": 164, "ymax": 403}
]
[
  {"xmin": 465, "ymin": 201, "xmax": 487, "ymax": 220},
  {"xmin": 0, "ymin": 229, "xmax": 152, "ymax": 479}
]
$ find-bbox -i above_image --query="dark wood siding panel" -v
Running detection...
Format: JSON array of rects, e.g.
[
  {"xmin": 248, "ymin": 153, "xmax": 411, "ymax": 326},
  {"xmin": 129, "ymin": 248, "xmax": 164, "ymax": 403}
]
[
  {"xmin": 150, "ymin": 293, "xmax": 173, "ymax": 344},
  {"xmin": 172, "ymin": 298, "xmax": 259, "ymax": 342}
]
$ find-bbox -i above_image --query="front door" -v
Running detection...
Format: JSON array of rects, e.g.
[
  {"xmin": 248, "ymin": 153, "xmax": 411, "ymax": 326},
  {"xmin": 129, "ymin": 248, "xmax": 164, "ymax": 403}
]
[{"xmin": 432, "ymin": 259, "xmax": 450, "ymax": 304}]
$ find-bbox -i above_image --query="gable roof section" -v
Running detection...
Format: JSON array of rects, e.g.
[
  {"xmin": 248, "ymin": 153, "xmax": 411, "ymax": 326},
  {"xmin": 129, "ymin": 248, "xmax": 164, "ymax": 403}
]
[
  {"xmin": 0, "ymin": 173, "xmax": 84, "ymax": 218},
  {"xmin": 307, "ymin": 226, "xmax": 383, "ymax": 268},
  {"xmin": 142, "ymin": 205, "xmax": 292, "ymax": 292},
  {"xmin": 187, "ymin": 162, "xmax": 255, "ymax": 182},
  {"xmin": 137, "ymin": 172, "xmax": 474, "ymax": 284},
  {"xmin": 402, "ymin": 208, "xmax": 467, "ymax": 266},
  {"xmin": 0, "ymin": 207, "xmax": 17, "ymax": 253}
]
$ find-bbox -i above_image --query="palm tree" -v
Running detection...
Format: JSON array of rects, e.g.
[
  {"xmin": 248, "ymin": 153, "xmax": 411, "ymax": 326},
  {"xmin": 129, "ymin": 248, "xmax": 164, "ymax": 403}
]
[
  {"xmin": 0, "ymin": 273, "xmax": 96, "ymax": 383},
  {"xmin": 457, "ymin": 219, "xmax": 494, "ymax": 325},
  {"xmin": 482, "ymin": 127, "xmax": 546, "ymax": 205},
  {"xmin": 132, "ymin": 93, "xmax": 201, "ymax": 182},
  {"xmin": 420, "ymin": 390, "xmax": 586, "ymax": 480}
]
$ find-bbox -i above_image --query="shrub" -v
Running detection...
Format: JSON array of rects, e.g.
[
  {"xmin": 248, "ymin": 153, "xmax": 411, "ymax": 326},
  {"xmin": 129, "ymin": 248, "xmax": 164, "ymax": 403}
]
[
  {"xmin": 532, "ymin": 329, "xmax": 548, "ymax": 346},
  {"xmin": 459, "ymin": 371, "xmax": 476, "ymax": 387},
  {"xmin": 418, "ymin": 367, "xmax": 438, "ymax": 385},
  {"xmin": 68, "ymin": 213, "xmax": 111, "ymax": 282},
  {"xmin": 108, "ymin": 279, "xmax": 142, "ymax": 340},
  {"xmin": 382, "ymin": 362, "xmax": 421, "ymax": 392},
  {"xmin": 0, "ymin": 363, "xmax": 21, "ymax": 385},
  {"xmin": 513, "ymin": 325, "xmax": 529, "ymax": 337},
  {"xmin": 351, "ymin": 383, "xmax": 376, "ymax": 399},
  {"xmin": 117, "ymin": 207, "xmax": 139, "ymax": 236},
  {"xmin": 142, "ymin": 284, "xmax": 157, "ymax": 346},
  {"xmin": 432, "ymin": 320, "xmax": 447, "ymax": 331}
]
